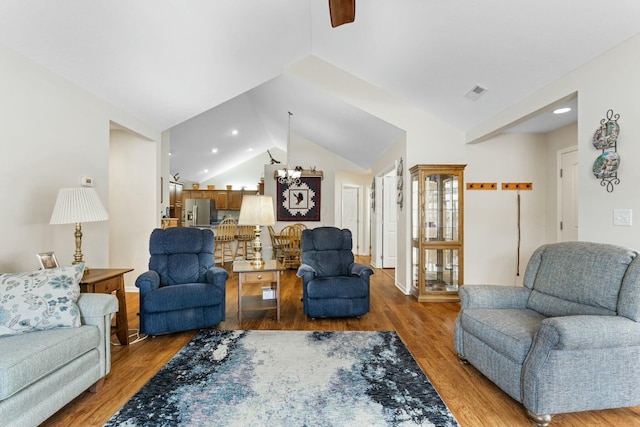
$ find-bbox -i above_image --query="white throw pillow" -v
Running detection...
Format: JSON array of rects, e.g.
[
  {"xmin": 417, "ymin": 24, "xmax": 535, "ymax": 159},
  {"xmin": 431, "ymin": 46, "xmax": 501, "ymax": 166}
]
[{"xmin": 0, "ymin": 264, "xmax": 85, "ymax": 336}]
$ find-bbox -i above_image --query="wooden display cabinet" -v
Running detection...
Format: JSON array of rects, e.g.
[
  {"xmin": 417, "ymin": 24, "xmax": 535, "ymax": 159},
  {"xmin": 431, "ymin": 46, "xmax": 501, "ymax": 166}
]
[{"xmin": 410, "ymin": 164, "xmax": 466, "ymax": 302}]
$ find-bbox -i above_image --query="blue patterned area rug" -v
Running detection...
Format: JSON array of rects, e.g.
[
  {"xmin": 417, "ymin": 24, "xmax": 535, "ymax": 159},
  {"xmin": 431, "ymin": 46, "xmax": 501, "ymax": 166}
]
[{"xmin": 105, "ymin": 330, "xmax": 459, "ymax": 427}]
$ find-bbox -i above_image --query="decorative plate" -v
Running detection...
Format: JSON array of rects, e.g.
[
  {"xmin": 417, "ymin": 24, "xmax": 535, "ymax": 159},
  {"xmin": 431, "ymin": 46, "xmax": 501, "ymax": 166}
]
[
  {"xmin": 592, "ymin": 151, "xmax": 620, "ymax": 179},
  {"xmin": 592, "ymin": 121, "xmax": 620, "ymax": 149}
]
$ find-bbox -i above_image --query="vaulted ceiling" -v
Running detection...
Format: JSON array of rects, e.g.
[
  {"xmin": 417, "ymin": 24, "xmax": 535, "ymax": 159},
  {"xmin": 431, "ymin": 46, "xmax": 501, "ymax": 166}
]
[{"xmin": 1, "ymin": 1, "xmax": 638, "ymax": 182}]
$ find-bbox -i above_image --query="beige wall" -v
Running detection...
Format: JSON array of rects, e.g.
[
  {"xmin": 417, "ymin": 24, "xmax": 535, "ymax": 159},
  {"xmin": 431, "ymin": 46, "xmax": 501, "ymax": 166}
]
[
  {"xmin": 469, "ymin": 34, "xmax": 640, "ymax": 251},
  {"xmin": 0, "ymin": 43, "xmax": 160, "ymax": 273},
  {"xmin": 109, "ymin": 129, "xmax": 157, "ymax": 288}
]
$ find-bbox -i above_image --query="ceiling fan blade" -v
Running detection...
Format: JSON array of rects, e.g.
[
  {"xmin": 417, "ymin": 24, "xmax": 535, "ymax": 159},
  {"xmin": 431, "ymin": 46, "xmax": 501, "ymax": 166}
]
[{"xmin": 329, "ymin": 0, "xmax": 355, "ymax": 27}]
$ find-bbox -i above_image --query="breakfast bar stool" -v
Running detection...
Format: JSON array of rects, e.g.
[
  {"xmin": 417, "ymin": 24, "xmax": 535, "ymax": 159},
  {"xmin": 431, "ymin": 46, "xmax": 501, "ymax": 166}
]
[
  {"xmin": 234, "ymin": 225, "xmax": 255, "ymax": 260},
  {"xmin": 214, "ymin": 218, "xmax": 237, "ymax": 265}
]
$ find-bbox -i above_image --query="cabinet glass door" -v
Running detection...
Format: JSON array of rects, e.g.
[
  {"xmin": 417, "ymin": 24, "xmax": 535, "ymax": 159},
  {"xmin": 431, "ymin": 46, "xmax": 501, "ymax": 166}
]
[{"xmin": 425, "ymin": 174, "xmax": 459, "ymax": 242}]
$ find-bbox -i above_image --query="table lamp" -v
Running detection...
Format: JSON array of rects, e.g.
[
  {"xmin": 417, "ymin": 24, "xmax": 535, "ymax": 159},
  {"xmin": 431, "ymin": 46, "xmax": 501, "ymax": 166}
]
[
  {"xmin": 238, "ymin": 195, "xmax": 275, "ymax": 268},
  {"xmin": 49, "ymin": 187, "xmax": 109, "ymax": 272}
]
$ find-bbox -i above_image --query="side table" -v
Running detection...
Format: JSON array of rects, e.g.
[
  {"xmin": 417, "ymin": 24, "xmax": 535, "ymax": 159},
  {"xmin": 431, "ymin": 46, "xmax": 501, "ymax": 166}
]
[
  {"xmin": 80, "ymin": 268, "xmax": 133, "ymax": 345},
  {"xmin": 233, "ymin": 260, "xmax": 284, "ymax": 323}
]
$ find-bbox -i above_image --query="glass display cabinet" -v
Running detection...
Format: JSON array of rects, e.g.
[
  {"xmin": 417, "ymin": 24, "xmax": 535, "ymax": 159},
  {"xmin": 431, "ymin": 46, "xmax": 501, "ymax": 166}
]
[{"xmin": 410, "ymin": 164, "xmax": 466, "ymax": 302}]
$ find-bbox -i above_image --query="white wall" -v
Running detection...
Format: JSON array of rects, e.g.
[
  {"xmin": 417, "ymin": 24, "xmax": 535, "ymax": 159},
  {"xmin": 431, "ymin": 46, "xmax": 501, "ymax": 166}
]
[
  {"xmin": 261, "ymin": 132, "xmax": 369, "ymax": 257},
  {"xmin": 468, "ymin": 34, "xmax": 640, "ymax": 251},
  {"xmin": 0, "ymin": 42, "xmax": 160, "ymax": 273},
  {"xmin": 109, "ymin": 129, "xmax": 157, "ymax": 288},
  {"xmin": 464, "ymin": 133, "xmax": 548, "ymax": 286},
  {"xmin": 287, "ymin": 56, "xmax": 466, "ymax": 294},
  {"xmin": 287, "ymin": 41, "xmax": 640, "ymax": 292},
  {"xmin": 201, "ymin": 148, "xmax": 281, "ymax": 191},
  {"xmin": 544, "ymin": 123, "xmax": 578, "ymax": 243}
]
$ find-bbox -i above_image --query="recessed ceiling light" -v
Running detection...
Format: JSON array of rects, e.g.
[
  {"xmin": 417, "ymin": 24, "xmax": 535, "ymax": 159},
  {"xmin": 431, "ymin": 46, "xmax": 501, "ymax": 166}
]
[
  {"xmin": 203, "ymin": 169, "xmax": 208, "ymax": 173},
  {"xmin": 211, "ymin": 148, "xmax": 218, "ymax": 153},
  {"xmin": 231, "ymin": 129, "xmax": 238, "ymax": 136},
  {"xmin": 553, "ymin": 107, "xmax": 572, "ymax": 114},
  {"xmin": 168, "ymin": 152, "xmax": 172, "ymax": 156},
  {"xmin": 248, "ymin": 147, "xmax": 254, "ymax": 152}
]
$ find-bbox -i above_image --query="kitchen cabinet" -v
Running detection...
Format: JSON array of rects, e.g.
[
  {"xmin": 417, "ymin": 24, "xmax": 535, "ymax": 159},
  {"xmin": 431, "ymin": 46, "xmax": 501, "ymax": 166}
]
[
  {"xmin": 180, "ymin": 189, "xmax": 248, "ymax": 211},
  {"xmin": 228, "ymin": 190, "xmax": 244, "ymax": 210},
  {"xmin": 410, "ymin": 164, "xmax": 466, "ymax": 302},
  {"xmin": 214, "ymin": 191, "xmax": 228, "ymax": 210}
]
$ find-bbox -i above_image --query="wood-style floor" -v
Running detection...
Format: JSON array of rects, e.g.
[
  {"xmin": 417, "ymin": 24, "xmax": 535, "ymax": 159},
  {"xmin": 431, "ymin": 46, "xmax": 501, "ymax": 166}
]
[{"xmin": 44, "ymin": 259, "xmax": 640, "ymax": 427}]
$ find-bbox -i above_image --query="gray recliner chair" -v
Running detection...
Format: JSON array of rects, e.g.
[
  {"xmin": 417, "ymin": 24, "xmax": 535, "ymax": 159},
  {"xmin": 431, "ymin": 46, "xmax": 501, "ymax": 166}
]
[{"xmin": 455, "ymin": 241, "xmax": 640, "ymax": 426}]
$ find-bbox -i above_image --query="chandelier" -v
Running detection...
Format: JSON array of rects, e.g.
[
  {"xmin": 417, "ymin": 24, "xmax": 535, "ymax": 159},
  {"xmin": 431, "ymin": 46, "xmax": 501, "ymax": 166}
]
[{"xmin": 277, "ymin": 111, "xmax": 302, "ymax": 187}]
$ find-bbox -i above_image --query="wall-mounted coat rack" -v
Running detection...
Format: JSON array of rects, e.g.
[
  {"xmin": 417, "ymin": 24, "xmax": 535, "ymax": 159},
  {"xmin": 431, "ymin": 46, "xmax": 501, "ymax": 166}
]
[
  {"xmin": 502, "ymin": 183, "xmax": 533, "ymax": 190},
  {"xmin": 466, "ymin": 183, "xmax": 497, "ymax": 190}
]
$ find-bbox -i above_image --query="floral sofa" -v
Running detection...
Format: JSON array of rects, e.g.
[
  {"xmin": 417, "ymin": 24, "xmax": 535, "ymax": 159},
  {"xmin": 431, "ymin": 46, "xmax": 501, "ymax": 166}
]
[
  {"xmin": 455, "ymin": 242, "xmax": 640, "ymax": 426},
  {"xmin": 0, "ymin": 265, "xmax": 118, "ymax": 427}
]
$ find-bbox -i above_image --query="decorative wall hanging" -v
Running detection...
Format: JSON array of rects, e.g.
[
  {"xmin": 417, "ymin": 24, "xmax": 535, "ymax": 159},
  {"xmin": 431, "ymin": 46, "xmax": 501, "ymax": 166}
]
[
  {"xmin": 371, "ymin": 177, "xmax": 376, "ymax": 211},
  {"xmin": 396, "ymin": 157, "xmax": 404, "ymax": 210},
  {"xmin": 592, "ymin": 109, "xmax": 620, "ymax": 192},
  {"xmin": 277, "ymin": 175, "xmax": 321, "ymax": 221}
]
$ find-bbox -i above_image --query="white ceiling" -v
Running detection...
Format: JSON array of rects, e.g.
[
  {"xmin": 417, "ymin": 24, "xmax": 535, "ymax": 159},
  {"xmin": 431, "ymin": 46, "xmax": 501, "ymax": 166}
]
[{"xmin": 1, "ymin": 1, "xmax": 638, "ymax": 182}]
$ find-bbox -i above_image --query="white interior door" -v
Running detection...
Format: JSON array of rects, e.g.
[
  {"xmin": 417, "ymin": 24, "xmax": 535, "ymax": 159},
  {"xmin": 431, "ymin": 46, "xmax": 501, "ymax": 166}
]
[
  {"xmin": 372, "ymin": 176, "xmax": 383, "ymax": 267},
  {"xmin": 560, "ymin": 148, "xmax": 579, "ymax": 241},
  {"xmin": 382, "ymin": 174, "xmax": 397, "ymax": 268},
  {"xmin": 342, "ymin": 186, "xmax": 359, "ymax": 253}
]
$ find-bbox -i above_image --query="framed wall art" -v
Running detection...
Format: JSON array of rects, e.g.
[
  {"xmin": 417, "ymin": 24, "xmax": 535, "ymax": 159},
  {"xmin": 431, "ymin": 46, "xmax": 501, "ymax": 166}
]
[{"xmin": 277, "ymin": 176, "xmax": 322, "ymax": 221}]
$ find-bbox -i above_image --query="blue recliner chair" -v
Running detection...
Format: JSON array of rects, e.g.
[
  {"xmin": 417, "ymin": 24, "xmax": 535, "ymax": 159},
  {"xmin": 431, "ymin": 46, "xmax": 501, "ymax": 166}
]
[
  {"xmin": 135, "ymin": 227, "xmax": 228, "ymax": 335},
  {"xmin": 297, "ymin": 227, "xmax": 373, "ymax": 318}
]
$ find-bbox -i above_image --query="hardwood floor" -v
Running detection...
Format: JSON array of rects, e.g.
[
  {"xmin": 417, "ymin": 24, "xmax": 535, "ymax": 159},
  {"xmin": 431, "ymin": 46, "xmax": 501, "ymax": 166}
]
[{"xmin": 44, "ymin": 259, "xmax": 640, "ymax": 427}]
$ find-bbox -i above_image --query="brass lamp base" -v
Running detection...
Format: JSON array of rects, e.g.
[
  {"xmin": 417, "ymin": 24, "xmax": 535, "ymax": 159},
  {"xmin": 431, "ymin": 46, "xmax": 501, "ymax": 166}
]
[
  {"xmin": 72, "ymin": 222, "xmax": 90, "ymax": 274},
  {"xmin": 250, "ymin": 225, "xmax": 265, "ymax": 268}
]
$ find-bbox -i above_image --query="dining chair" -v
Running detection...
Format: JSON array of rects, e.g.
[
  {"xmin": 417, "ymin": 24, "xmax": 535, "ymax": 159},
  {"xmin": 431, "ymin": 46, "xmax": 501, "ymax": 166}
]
[
  {"xmin": 268, "ymin": 225, "xmax": 282, "ymax": 262},
  {"xmin": 234, "ymin": 224, "xmax": 255, "ymax": 260},
  {"xmin": 214, "ymin": 218, "xmax": 237, "ymax": 265},
  {"xmin": 279, "ymin": 224, "xmax": 303, "ymax": 269}
]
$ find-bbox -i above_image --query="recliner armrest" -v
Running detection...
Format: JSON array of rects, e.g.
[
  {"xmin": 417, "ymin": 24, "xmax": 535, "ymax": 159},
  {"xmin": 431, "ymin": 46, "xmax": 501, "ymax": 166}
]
[
  {"xmin": 459, "ymin": 285, "xmax": 530, "ymax": 309},
  {"xmin": 135, "ymin": 270, "xmax": 160, "ymax": 295},
  {"xmin": 206, "ymin": 266, "xmax": 229, "ymax": 286},
  {"xmin": 296, "ymin": 263, "xmax": 316, "ymax": 280},
  {"xmin": 351, "ymin": 263, "xmax": 374, "ymax": 280}
]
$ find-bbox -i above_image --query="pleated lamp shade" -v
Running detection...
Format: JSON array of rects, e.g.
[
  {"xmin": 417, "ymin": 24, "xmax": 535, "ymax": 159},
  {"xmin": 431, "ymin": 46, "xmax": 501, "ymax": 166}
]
[
  {"xmin": 238, "ymin": 195, "xmax": 275, "ymax": 268},
  {"xmin": 50, "ymin": 188, "xmax": 109, "ymax": 225},
  {"xmin": 238, "ymin": 195, "xmax": 275, "ymax": 226}
]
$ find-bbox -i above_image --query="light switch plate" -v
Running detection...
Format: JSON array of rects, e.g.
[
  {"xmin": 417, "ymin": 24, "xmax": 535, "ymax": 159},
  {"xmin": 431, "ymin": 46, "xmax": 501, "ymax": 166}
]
[{"xmin": 613, "ymin": 209, "xmax": 632, "ymax": 226}]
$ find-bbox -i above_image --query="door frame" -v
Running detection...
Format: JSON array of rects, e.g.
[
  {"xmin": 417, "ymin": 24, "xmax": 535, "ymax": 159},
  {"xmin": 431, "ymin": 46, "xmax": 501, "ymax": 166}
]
[{"xmin": 556, "ymin": 145, "xmax": 578, "ymax": 242}]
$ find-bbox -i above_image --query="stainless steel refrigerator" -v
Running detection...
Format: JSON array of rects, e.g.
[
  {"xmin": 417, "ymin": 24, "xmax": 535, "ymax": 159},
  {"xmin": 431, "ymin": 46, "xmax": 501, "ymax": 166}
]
[{"xmin": 184, "ymin": 199, "xmax": 217, "ymax": 226}]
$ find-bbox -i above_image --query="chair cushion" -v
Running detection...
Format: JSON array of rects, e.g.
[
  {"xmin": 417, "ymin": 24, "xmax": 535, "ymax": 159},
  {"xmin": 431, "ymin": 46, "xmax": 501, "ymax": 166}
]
[
  {"xmin": 142, "ymin": 282, "xmax": 224, "ymax": 313},
  {"xmin": 306, "ymin": 277, "xmax": 368, "ymax": 299},
  {"xmin": 0, "ymin": 324, "xmax": 99, "ymax": 400},
  {"xmin": 459, "ymin": 308, "xmax": 546, "ymax": 364},
  {"xmin": 301, "ymin": 227, "xmax": 354, "ymax": 277},
  {"xmin": 148, "ymin": 228, "xmax": 215, "ymax": 286},
  {"xmin": 524, "ymin": 242, "xmax": 637, "ymax": 317}
]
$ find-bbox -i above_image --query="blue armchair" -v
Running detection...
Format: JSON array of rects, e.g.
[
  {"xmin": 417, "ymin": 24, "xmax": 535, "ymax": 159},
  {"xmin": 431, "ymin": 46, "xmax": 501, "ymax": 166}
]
[
  {"xmin": 135, "ymin": 227, "xmax": 228, "ymax": 335},
  {"xmin": 297, "ymin": 227, "xmax": 373, "ymax": 318}
]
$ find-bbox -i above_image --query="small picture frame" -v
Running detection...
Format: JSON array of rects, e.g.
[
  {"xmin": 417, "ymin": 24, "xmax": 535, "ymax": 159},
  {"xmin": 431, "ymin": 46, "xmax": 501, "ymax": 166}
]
[{"xmin": 37, "ymin": 252, "xmax": 59, "ymax": 269}]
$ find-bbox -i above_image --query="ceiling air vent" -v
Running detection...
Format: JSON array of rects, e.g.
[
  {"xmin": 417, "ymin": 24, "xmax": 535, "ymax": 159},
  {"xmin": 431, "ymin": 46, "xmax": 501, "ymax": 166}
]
[{"xmin": 465, "ymin": 84, "xmax": 488, "ymax": 101}]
